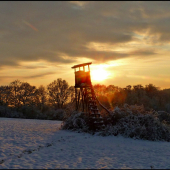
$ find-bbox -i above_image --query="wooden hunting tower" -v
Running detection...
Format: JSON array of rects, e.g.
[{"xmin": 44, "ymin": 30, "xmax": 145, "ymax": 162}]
[
  {"xmin": 71, "ymin": 62, "xmax": 109, "ymax": 130},
  {"xmin": 72, "ymin": 62, "xmax": 92, "ymax": 88}
]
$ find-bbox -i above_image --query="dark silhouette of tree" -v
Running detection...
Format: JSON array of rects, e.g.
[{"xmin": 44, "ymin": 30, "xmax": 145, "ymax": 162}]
[
  {"xmin": 0, "ymin": 86, "xmax": 11, "ymax": 106},
  {"xmin": 34, "ymin": 85, "xmax": 47, "ymax": 112},
  {"xmin": 0, "ymin": 86, "xmax": 4, "ymax": 105},
  {"xmin": 9, "ymin": 80, "xmax": 37, "ymax": 108},
  {"xmin": 47, "ymin": 78, "xmax": 74, "ymax": 109},
  {"xmin": 145, "ymin": 84, "xmax": 159, "ymax": 98},
  {"xmin": 126, "ymin": 85, "xmax": 132, "ymax": 91},
  {"xmin": 19, "ymin": 82, "xmax": 36, "ymax": 106},
  {"xmin": 1, "ymin": 78, "xmax": 170, "ymax": 120},
  {"xmin": 9, "ymin": 80, "xmax": 22, "ymax": 107}
]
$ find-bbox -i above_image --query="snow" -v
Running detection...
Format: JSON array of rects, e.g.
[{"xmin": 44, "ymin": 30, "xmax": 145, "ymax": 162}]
[{"xmin": 0, "ymin": 118, "xmax": 170, "ymax": 169}]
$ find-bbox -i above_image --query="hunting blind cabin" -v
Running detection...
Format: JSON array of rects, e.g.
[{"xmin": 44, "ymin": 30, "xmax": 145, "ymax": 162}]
[{"xmin": 71, "ymin": 62, "xmax": 110, "ymax": 130}]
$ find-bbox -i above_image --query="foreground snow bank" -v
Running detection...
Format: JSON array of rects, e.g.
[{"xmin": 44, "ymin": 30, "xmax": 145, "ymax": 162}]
[{"xmin": 0, "ymin": 118, "xmax": 170, "ymax": 169}]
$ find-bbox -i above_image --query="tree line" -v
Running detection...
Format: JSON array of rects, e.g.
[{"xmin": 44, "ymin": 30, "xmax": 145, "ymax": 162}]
[
  {"xmin": 0, "ymin": 79, "xmax": 170, "ymax": 119},
  {"xmin": 0, "ymin": 78, "xmax": 75, "ymax": 119},
  {"xmin": 0, "ymin": 79, "xmax": 74, "ymax": 110},
  {"xmin": 93, "ymin": 84, "xmax": 170, "ymax": 113}
]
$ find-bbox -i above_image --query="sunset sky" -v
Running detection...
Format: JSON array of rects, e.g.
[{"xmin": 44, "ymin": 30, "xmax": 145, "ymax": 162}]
[{"xmin": 1, "ymin": 1, "xmax": 170, "ymax": 89}]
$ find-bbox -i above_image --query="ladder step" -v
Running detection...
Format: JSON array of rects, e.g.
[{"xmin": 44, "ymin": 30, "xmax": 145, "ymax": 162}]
[
  {"xmin": 89, "ymin": 103, "xmax": 97, "ymax": 106},
  {"xmin": 88, "ymin": 100, "xmax": 96, "ymax": 103},
  {"xmin": 88, "ymin": 99, "xmax": 96, "ymax": 101},
  {"xmin": 89, "ymin": 106, "xmax": 98, "ymax": 109},
  {"xmin": 94, "ymin": 116, "xmax": 103, "ymax": 119},
  {"xmin": 91, "ymin": 112, "xmax": 100, "ymax": 115},
  {"xmin": 94, "ymin": 121, "xmax": 104, "ymax": 124},
  {"xmin": 91, "ymin": 117, "xmax": 103, "ymax": 121},
  {"xmin": 90, "ymin": 108, "xmax": 99, "ymax": 111}
]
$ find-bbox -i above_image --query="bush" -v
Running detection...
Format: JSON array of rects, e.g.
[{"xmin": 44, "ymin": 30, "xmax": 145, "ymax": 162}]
[
  {"xmin": 62, "ymin": 102, "xmax": 76, "ymax": 120},
  {"xmin": 0, "ymin": 104, "xmax": 67, "ymax": 120},
  {"xmin": 0, "ymin": 106, "xmax": 12, "ymax": 117},
  {"xmin": 45, "ymin": 109, "xmax": 65, "ymax": 120},
  {"xmin": 99, "ymin": 104, "xmax": 170, "ymax": 141},
  {"xmin": 157, "ymin": 111, "xmax": 170, "ymax": 125},
  {"xmin": 62, "ymin": 104, "xmax": 170, "ymax": 142},
  {"xmin": 100, "ymin": 113, "xmax": 170, "ymax": 141},
  {"xmin": 61, "ymin": 111, "xmax": 90, "ymax": 132},
  {"xmin": 165, "ymin": 103, "xmax": 170, "ymax": 113},
  {"xmin": 19, "ymin": 105, "xmax": 41, "ymax": 119}
]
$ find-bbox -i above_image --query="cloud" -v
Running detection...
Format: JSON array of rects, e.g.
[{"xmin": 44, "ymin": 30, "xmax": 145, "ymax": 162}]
[
  {"xmin": 0, "ymin": 1, "xmax": 170, "ymax": 68},
  {"xmin": 20, "ymin": 65, "xmax": 47, "ymax": 69},
  {"xmin": 0, "ymin": 72, "xmax": 57, "ymax": 82},
  {"xmin": 23, "ymin": 72, "xmax": 57, "ymax": 79},
  {"xmin": 22, "ymin": 20, "xmax": 38, "ymax": 32},
  {"xmin": 130, "ymin": 49, "xmax": 157, "ymax": 56}
]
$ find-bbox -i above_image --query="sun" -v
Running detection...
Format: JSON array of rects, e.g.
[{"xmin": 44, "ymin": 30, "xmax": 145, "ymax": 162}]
[{"xmin": 91, "ymin": 67, "xmax": 110, "ymax": 82}]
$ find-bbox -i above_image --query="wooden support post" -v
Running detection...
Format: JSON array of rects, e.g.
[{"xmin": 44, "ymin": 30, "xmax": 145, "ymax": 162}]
[
  {"xmin": 77, "ymin": 89, "xmax": 80, "ymax": 111},
  {"xmin": 75, "ymin": 88, "xmax": 78, "ymax": 110},
  {"xmin": 81, "ymin": 88, "xmax": 85, "ymax": 112}
]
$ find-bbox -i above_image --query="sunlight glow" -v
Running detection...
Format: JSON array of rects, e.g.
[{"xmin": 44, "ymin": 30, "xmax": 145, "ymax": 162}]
[{"xmin": 91, "ymin": 65, "xmax": 111, "ymax": 82}]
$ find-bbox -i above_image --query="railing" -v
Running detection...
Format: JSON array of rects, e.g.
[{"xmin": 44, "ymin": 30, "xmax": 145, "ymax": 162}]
[{"xmin": 91, "ymin": 86, "xmax": 111, "ymax": 115}]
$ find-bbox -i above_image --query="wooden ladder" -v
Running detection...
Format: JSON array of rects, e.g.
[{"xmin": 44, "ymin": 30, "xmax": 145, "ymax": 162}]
[{"xmin": 85, "ymin": 86, "xmax": 105, "ymax": 130}]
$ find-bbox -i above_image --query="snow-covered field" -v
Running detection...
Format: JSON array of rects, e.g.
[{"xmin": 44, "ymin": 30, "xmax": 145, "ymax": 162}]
[{"xmin": 0, "ymin": 118, "xmax": 170, "ymax": 169}]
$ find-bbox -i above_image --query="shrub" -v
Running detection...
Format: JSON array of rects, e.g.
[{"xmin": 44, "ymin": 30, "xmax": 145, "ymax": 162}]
[
  {"xmin": 62, "ymin": 104, "xmax": 170, "ymax": 142},
  {"xmin": 61, "ymin": 111, "xmax": 90, "ymax": 132},
  {"xmin": 45, "ymin": 109, "xmax": 65, "ymax": 120},
  {"xmin": 19, "ymin": 105, "xmax": 41, "ymax": 119},
  {"xmin": 157, "ymin": 111, "xmax": 170, "ymax": 125},
  {"xmin": 0, "ymin": 106, "xmax": 12, "ymax": 117},
  {"xmin": 99, "ymin": 104, "xmax": 170, "ymax": 141}
]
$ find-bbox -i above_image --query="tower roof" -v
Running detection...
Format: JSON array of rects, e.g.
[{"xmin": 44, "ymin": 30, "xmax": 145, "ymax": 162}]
[{"xmin": 71, "ymin": 62, "xmax": 92, "ymax": 69}]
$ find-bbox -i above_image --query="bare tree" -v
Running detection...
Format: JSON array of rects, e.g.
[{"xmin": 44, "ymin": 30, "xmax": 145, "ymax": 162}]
[
  {"xmin": 34, "ymin": 85, "xmax": 47, "ymax": 112},
  {"xmin": 47, "ymin": 78, "xmax": 74, "ymax": 109},
  {"xmin": 19, "ymin": 82, "xmax": 36, "ymax": 106},
  {"xmin": 0, "ymin": 86, "xmax": 12, "ymax": 106},
  {"xmin": 9, "ymin": 80, "xmax": 22, "ymax": 107}
]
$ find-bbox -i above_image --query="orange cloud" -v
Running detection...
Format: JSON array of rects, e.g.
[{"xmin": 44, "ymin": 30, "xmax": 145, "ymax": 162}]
[{"xmin": 23, "ymin": 20, "xmax": 38, "ymax": 31}]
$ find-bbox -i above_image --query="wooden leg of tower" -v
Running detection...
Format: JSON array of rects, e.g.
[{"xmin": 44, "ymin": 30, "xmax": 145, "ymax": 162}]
[
  {"xmin": 75, "ymin": 88, "xmax": 78, "ymax": 111},
  {"xmin": 77, "ymin": 89, "xmax": 80, "ymax": 111},
  {"xmin": 81, "ymin": 88, "xmax": 85, "ymax": 112}
]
